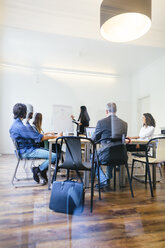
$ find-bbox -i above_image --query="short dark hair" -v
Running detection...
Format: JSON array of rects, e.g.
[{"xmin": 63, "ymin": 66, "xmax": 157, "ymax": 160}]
[{"xmin": 13, "ymin": 103, "xmax": 27, "ymax": 119}]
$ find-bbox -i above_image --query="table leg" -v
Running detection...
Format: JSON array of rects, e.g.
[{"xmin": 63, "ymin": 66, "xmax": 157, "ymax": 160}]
[
  {"xmin": 84, "ymin": 143, "xmax": 90, "ymax": 188},
  {"xmin": 119, "ymin": 164, "xmax": 125, "ymax": 187}
]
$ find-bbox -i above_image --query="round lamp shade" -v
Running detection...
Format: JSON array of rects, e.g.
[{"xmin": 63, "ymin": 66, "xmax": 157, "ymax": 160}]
[{"xmin": 100, "ymin": 0, "xmax": 151, "ymax": 42}]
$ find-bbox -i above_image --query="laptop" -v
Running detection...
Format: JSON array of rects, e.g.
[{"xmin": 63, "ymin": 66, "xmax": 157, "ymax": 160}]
[{"xmin": 86, "ymin": 127, "xmax": 96, "ymax": 139}]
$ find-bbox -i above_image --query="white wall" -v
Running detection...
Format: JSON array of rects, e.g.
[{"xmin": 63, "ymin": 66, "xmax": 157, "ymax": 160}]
[
  {"xmin": 0, "ymin": 67, "xmax": 131, "ymax": 154},
  {"xmin": 0, "ymin": 77, "xmax": 2, "ymax": 155},
  {"xmin": 131, "ymin": 55, "xmax": 165, "ymax": 136}
]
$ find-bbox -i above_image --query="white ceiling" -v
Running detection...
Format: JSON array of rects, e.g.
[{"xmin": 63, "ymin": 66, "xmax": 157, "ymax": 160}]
[{"xmin": 1, "ymin": 0, "xmax": 165, "ymax": 76}]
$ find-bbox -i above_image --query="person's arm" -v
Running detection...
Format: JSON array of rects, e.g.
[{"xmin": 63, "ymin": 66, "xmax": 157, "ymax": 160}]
[
  {"xmin": 41, "ymin": 132, "xmax": 62, "ymax": 141},
  {"xmin": 127, "ymin": 123, "xmax": 140, "ymax": 139},
  {"xmin": 127, "ymin": 136, "xmax": 140, "ymax": 140},
  {"xmin": 71, "ymin": 115, "xmax": 75, "ymax": 120},
  {"xmin": 44, "ymin": 132, "xmax": 55, "ymax": 135},
  {"xmin": 71, "ymin": 115, "xmax": 81, "ymax": 125},
  {"xmin": 91, "ymin": 120, "xmax": 102, "ymax": 142},
  {"xmin": 18, "ymin": 122, "xmax": 44, "ymax": 143}
]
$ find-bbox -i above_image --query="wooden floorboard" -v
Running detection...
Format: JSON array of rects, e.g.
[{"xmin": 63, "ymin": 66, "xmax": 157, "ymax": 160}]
[{"xmin": 0, "ymin": 155, "xmax": 165, "ymax": 248}]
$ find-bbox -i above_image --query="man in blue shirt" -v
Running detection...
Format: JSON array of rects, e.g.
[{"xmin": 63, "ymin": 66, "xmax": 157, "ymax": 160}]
[{"xmin": 10, "ymin": 103, "xmax": 61, "ymax": 184}]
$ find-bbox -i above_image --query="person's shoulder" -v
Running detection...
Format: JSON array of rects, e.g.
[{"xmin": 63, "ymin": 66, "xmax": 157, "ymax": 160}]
[
  {"xmin": 97, "ymin": 117, "xmax": 107, "ymax": 124},
  {"xmin": 9, "ymin": 118, "xmax": 24, "ymax": 132},
  {"xmin": 116, "ymin": 116, "xmax": 127, "ymax": 124},
  {"xmin": 13, "ymin": 118, "xmax": 24, "ymax": 126},
  {"xmin": 148, "ymin": 125, "xmax": 155, "ymax": 130}
]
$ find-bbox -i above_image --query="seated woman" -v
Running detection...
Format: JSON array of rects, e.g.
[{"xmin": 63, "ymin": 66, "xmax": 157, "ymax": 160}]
[
  {"xmin": 71, "ymin": 105, "xmax": 90, "ymax": 135},
  {"xmin": 32, "ymin": 113, "xmax": 54, "ymax": 135},
  {"xmin": 126, "ymin": 113, "xmax": 156, "ymax": 154},
  {"xmin": 32, "ymin": 113, "xmax": 61, "ymax": 154},
  {"xmin": 130, "ymin": 113, "xmax": 156, "ymax": 141}
]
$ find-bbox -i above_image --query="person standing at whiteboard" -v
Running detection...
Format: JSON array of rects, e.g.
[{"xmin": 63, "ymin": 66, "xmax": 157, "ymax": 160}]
[{"xmin": 71, "ymin": 106, "xmax": 90, "ymax": 135}]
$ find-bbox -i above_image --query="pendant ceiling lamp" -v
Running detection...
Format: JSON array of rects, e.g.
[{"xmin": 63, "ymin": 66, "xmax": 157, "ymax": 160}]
[{"xmin": 100, "ymin": 0, "xmax": 151, "ymax": 42}]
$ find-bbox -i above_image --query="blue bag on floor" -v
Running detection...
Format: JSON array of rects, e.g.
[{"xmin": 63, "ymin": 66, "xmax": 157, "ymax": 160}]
[{"xmin": 49, "ymin": 180, "xmax": 84, "ymax": 215}]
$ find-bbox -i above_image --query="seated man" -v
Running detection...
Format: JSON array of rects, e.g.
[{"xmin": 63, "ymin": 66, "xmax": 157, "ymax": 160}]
[
  {"xmin": 25, "ymin": 104, "xmax": 34, "ymax": 131},
  {"xmin": 92, "ymin": 102, "xmax": 127, "ymax": 189},
  {"xmin": 9, "ymin": 103, "xmax": 62, "ymax": 184}
]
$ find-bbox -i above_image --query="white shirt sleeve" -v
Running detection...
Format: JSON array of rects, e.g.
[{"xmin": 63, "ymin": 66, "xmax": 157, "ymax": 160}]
[{"xmin": 139, "ymin": 126, "xmax": 155, "ymax": 141}]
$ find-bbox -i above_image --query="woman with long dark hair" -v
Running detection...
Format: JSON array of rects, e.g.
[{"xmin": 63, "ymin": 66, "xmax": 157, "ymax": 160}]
[
  {"xmin": 130, "ymin": 113, "xmax": 156, "ymax": 141},
  {"xmin": 71, "ymin": 105, "xmax": 90, "ymax": 134}
]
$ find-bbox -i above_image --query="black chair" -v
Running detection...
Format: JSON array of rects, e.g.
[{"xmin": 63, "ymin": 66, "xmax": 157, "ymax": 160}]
[
  {"xmin": 52, "ymin": 136, "xmax": 96, "ymax": 212},
  {"xmin": 95, "ymin": 138, "xmax": 134, "ymax": 198},
  {"xmin": 11, "ymin": 139, "xmax": 42, "ymax": 186},
  {"xmin": 131, "ymin": 137, "xmax": 165, "ymax": 197}
]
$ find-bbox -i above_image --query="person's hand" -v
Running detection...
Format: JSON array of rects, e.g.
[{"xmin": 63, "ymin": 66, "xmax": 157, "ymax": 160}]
[
  {"xmin": 125, "ymin": 137, "xmax": 131, "ymax": 144},
  {"xmin": 78, "ymin": 122, "xmax": 82, "ymax": 125},
  {"xmin": 70, "ymin": 115, "xmax": 74, "ymax": 120},
  {"xmin": 57, "ymin": 132, "xmax": 63, "ymax": 137}
]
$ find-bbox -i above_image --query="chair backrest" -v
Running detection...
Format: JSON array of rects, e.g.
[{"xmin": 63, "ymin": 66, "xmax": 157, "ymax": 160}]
[
  {"xmin": 65, "ymin": 137, "xmax": 82, "ymax": 167},
  {"xmin": 56, "ymin": 136, "xmax": 95, "ymax": 169},
  {"xmin": 98, "ymin": 143, "xmax": 128, "ymax": 165},
  {"xmin": 155, "ymin": 138, "xmax": 165, "ymax": 161}
]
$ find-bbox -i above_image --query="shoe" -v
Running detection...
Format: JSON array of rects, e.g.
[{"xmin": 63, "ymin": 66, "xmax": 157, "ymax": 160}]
[
  {"xmin": 95, "ymin": 180, "xmax": 110, "ymax": 190},
  {"xmin": 42, "ymin": 179, "xmax": 48, "ymax": 185},
  {"xmin": 103, "ymin": 184, "xmax": 112, "ymax": 192},
  {"xmin": 39, "ymin": 168, "xmax": 48, "ymax": 182},
  {"xmin": 32, "ymin": 167, "xmax": 40, "ymax": 183}
]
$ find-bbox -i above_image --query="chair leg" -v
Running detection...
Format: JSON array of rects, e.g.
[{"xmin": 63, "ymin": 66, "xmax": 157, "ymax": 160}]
[
  {"xmin": 159, "ymin": 164, "xmax": 163, "ymax": 180},
  {"xmin": 113, "ymin": 166, "xmax": 116, "ymax": 191},
  {"xmin": 125, "ymin": 163, "xmax": 134, "ymax": 198},
  {"xmin": 97, "ymin": 162, "xmax": 101, "ymax": 200},
  {"xmin": 23, "ymin": 160, "xmax": 27, "ymax": 170},
  {"xmin": 131, "ymin": 159, "xmax": 135, "ymax": 183},
  {"xmin": 90, "ymin": 167, "xmax": 95, "ymax": 212},
  {"xmin": 146, "ymin": 162, "xmax": 154, "ymax": 197},
  {"xmin": 51, "ymin": 164, "xmax": 59, "ymax": 183},
  {"xmin": 12, "ymin": 158, "xmax": 20, "ymax": 185},
  {"xmin": 152, "ymin": 164, "xmax": 156, "ymax": 189},
  {"xmin": 145, "ymin": 162, "xmax": 147, "ymax": 184}
]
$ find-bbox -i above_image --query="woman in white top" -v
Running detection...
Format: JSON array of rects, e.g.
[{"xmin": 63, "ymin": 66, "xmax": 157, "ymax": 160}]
[{"xmin": 130, "ymin": 113, "xmax": 156, "ymax": 141}]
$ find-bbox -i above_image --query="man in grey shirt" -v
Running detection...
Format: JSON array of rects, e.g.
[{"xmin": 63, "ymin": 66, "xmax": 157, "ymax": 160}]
[{"xmin": 92, "ymin": 102, "xmax": 127, "ymax": 189}]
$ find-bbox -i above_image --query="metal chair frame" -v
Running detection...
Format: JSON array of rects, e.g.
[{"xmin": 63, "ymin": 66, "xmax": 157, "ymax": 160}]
[
  {"xmin": 11, "ymin": 139, "xmax": 42, "ymax": 186},
  {"xmin": 131, "ymin": 137, "xmax": 165, "ymax": 197},
  {"xmin": 95, "ymin": 137, "xmax": 134, "ymax": 199}
]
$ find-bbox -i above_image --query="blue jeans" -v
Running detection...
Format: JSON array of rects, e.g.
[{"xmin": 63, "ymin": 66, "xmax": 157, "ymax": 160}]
[
  {"xmin": 96, "ymin": 166, "xmax": 113, "ymax": 184},
  {"xmin": 22, "ymin": 148, "xmax": 56, "ymax": 171},
  {"xmin": 94, "ymin": 149, "xmax": 113, "ymax": 184}
]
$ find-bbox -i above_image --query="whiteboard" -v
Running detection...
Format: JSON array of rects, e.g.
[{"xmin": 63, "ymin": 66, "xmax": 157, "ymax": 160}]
[{"xmin": 51, "ymin": 104, "xmax": 74, "ymax": 133}]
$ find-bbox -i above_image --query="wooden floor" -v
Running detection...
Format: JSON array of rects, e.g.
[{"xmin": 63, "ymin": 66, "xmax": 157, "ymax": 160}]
[{"xmin": 0, "ymin": 155, "xmax": 165, "ymax": 248}]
